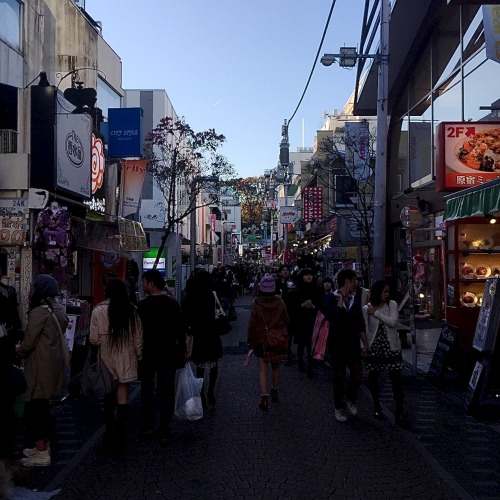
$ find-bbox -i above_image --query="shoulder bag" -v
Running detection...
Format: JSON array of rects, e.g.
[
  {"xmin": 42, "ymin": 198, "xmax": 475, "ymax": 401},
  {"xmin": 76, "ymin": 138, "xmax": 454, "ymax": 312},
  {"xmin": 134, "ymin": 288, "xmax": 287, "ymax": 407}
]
[
  {"xmin": 80, "ymin": 345, "xmax": 117, "ymax": 397},
  {"xmin": 256, "ymin": 304, "xmax": 287, "ymax": 351},
  {"xmin": 213, "ymin": 291, "xmax": 232, "ymax": 336}
]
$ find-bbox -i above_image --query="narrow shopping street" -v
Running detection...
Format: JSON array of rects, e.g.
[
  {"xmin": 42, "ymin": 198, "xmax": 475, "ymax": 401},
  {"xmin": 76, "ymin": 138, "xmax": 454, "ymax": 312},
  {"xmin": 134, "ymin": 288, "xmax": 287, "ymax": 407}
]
[{"xmin": 12, "ymin": 294, "xmax": 500, "ymax": 499}]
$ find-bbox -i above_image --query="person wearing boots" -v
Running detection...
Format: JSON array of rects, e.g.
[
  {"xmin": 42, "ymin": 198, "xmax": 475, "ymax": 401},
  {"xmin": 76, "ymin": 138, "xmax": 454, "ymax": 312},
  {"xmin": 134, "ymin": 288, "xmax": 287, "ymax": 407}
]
[
  {"xmin": 362, "ymin": 280, "xmax": 407, "ymax": 428},
  {"xmin": 288, "ymin": 268, "xmax": 321, "ymax": 378},
  {"xmin": 247, "ymin": 274, "xmax": 289, "ymax": 410},
  {"xmin": 138, "ymin": 270, "xmax": 186, "ymax": 444},
  {"xmin": 182, "ymin": 270, "xmax": 223, "ymax": 410},
  {"xmin": 90, "ymin": 278, "xmax": 143, "ymax": 454}
]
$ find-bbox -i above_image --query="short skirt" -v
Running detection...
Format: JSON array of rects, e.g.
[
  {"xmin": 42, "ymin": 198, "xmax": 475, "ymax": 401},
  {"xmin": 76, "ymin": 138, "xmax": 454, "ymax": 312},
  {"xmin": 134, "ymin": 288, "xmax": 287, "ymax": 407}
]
[{"xmin": 254, "ymin": 344, "xmax": 288, "ymax": 365}]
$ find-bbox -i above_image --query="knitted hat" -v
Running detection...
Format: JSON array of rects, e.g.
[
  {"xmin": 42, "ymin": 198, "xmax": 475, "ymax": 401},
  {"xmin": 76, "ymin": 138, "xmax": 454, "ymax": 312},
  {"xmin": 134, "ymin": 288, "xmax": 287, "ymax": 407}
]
[
  {"xmin": 34, "ymin": 274, "xmax": 59, "ymax": 297},
  {"xmin": 259, "ymin": 274, "xmax": 276, "ymax": 293}
]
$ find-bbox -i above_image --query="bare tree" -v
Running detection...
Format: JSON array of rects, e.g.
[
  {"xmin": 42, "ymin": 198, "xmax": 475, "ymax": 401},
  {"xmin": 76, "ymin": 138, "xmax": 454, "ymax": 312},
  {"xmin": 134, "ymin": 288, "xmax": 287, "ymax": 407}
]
[
  {"xmin": 304, "ymin": 124, "xmax": 375, "ymax": 274},
  {"xmin": 145, "ymin": 117, "xmax": 236, "ymax": 266}
]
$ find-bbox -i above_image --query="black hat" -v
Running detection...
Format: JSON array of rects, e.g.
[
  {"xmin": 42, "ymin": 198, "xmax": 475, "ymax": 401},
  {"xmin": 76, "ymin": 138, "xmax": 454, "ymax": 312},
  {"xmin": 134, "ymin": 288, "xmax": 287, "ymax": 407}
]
[{"xmin": 34, "ymin": 274, "xmax": 59, "ymax": 297}]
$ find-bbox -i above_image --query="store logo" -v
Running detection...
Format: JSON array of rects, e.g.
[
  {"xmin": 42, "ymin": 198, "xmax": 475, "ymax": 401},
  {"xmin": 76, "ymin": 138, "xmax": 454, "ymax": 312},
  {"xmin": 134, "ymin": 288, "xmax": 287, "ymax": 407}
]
[{"xmin": 65, "ymin": 130, "xmax": 84, "ymax": 168}]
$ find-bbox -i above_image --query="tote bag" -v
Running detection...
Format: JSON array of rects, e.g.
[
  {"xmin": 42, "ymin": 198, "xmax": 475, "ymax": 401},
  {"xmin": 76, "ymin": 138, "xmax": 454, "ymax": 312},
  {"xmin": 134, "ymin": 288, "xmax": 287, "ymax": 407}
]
[{"xmin": 80, "ymin": 347, "xmax": 117, "ymax": 397}]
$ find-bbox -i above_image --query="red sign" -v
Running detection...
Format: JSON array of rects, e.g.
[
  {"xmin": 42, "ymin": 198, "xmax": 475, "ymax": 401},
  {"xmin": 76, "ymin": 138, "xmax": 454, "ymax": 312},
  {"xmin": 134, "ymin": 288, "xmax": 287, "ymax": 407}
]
[
  {"xmin": 436, "ymin": 122, "xmax": 500, "ymax": 191},
  {"xmin": 303, "ymin": 187, "xmax": 323, "ymax": 222}
]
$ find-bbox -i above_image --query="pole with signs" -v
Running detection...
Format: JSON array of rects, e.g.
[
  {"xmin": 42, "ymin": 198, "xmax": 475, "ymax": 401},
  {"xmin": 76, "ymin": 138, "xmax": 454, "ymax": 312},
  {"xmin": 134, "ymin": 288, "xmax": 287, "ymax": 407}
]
[{"xmin": 401, "ymin": 206, "xmax": 422, "ymax": 376}]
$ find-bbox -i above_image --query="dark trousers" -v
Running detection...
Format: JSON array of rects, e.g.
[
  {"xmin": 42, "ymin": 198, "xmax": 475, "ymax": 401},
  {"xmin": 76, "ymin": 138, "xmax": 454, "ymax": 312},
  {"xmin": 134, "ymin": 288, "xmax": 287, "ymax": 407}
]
[
  {"xmin": 368, "ymin": 369, "xmax": 404, "ymax": 410},
  {"xmin": 24, "ymin": 398, "xmax": 52, "ymax": 442},
  {"xmin": 330, "ymin": 352, "xmax": 362, "ymax": 409},
  {"xmin": 141, "ymin": 364, "xmax": 176, "ymax": 435}
]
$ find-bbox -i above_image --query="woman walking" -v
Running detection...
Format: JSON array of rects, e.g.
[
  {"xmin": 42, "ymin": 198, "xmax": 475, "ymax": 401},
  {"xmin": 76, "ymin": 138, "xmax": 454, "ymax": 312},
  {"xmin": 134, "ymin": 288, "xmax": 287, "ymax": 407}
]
[
  {"xmin": 16, "ymin": 274, "xmax": 69, "ymax": 467},
  {"xmin": 182, "ymin": 270, "xmax": 223, "ymax": 409},
  {"xmin": 362, "ymin": 280, "xmax": 407, "ymax": 428},
  {"xmin": 288, "ymin": 268, "xmax": 321, "ymax": 378},
  {"xmin": 247, "ymin": 274, "xmax": 289, "ymax": 410},
  {"xmin": 90, "ymin": 278, "xmax": 143, "ymax": 453}
]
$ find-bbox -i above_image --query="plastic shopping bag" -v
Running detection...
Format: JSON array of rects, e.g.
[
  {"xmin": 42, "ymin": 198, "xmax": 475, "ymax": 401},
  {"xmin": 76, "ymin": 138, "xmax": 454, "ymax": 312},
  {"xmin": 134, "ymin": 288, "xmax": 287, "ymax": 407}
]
[{"xmin": 174, "ymin": 364, "xmax": 204, "ymax": 420}]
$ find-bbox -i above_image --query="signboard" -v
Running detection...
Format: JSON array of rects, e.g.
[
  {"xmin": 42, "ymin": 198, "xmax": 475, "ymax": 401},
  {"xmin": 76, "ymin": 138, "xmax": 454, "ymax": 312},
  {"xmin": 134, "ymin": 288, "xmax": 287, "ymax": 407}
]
[
  {"xmin": 0, "ymin": 207, "xmax": 28, "ymax": 245},
  {"xmin": 303, "ymin": 187, "xmax": 323, "ymax": 222},
  {"xmin": 436, "ymin": 122, "xmax": 500, "ymax": 191},
  {"xmin": 483, "ymin": 5, "xmax": 500, "ymax": 65},
  {"xmin": 472, "ymin": 278, "xmax": 500, "ymax": 352},
  {"xmin": 400, "ymin": 205, "xmax": 423, "ymax": 230},
  {"xmin": 108, "ymin": 108, "xmax": 143, "ymax": 158},
  {"xmin": 143, "ymin": 248, "xmax": 166, "ymax": 276},
  {"xmin": 409, "ymin": 122, "xmax": 432, "ymax": 183},
  {"xmin": 324, "ymin": 246, "xmax": 363, "ymax": 260},
  {"xmin": 279, "ymin": 206, "xmax": 298, "ymax": 224},
  {"xmin": 121, "ymin": 159, "xmax": 149, "ymax": 217},
  {"xmin": 56, "ymin": 113, "xmax": 92, "ymax": 198},
  {"xmin": 345, "ymin": 121, "xmax": 371, "ymax": 181},
  {"xmin": 427, "ymin": 324, "xmax": 460, "ymax": 383}
]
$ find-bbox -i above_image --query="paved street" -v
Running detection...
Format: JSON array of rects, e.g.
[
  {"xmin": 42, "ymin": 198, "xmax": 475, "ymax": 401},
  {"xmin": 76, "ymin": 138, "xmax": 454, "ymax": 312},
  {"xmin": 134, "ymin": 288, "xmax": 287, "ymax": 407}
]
[{"xmin": 14, "ymin": 294, "xmax": 500, "ymax": 499}]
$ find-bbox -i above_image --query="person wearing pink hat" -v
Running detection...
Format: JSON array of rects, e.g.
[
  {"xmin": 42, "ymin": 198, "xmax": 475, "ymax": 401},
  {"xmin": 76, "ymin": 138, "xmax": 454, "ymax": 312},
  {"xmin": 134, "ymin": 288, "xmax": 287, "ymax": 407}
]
[{"xmin": 247, "ymin": 274, "xmax": 289, "ymax": 410}]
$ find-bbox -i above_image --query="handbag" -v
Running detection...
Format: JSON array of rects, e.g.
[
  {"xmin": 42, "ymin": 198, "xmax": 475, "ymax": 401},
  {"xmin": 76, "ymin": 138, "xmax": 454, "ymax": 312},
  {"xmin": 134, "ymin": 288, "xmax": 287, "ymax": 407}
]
[
  {"xmin": 174, "ymin": 364, "xmax": 203, "ymax": 420},
  {"xmin": 217, "ymin": 315, "xmax": 232, "ymax": 336},
  {"xmin": 312, "ymin": 311, "xmax": 329, "ymax": 360},
  {"xmin": 80, "ymin": 346, "xmax": 117, "ymax": 397},
  {"xmin": 228, "ymin": 303, "xmax": 238, "ymax": 321},
  {"xmin": 256, "ymin": 305, "xmax": 288, "ymax": 351}
]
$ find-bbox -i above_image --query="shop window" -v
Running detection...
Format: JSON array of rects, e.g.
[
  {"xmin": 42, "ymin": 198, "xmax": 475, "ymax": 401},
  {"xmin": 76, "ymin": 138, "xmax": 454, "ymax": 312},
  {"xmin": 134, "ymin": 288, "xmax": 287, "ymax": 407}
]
[
  {"xmin": 0, "ymin": 0, "xmax": 21, "ymax": 51},
  {"xmin": 334, "ymin": 175, "xmax": 357, "ymax": 206}
]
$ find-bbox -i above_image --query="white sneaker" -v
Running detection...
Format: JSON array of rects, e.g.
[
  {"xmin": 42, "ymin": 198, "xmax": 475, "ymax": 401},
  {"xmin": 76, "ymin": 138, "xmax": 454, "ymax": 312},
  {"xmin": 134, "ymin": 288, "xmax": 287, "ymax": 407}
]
[
  {"xmin": 346, "ymin": 401, "xmax": 358, "ymax": 417},
  {"xmin": 20, "ymin": 450, "xmax": 51, "ymax": 467},
  {"xmin": 23, "ymin": 443, "xmax": 50, "ymax": 457},
  {"xmin": 334, "ymin": 409, "xmax": 347, "ymax": 422}
]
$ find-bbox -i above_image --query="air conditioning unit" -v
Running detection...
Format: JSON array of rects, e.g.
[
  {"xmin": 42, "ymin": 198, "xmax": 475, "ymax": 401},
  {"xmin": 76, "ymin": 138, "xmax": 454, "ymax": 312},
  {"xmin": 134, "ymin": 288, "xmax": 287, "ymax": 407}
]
[{"xmin": 0, "ymin": 129, "xmax": 17, "ymax": 153}]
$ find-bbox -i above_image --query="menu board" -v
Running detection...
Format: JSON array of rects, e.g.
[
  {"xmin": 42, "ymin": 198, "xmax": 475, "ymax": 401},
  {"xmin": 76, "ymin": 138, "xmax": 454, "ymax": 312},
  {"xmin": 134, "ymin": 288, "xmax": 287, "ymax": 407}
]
[
  {"xmin": 472, "ymin": 278, "xmax": 500, "ymax": 352},
  {"xmin": 428, "ymin": 324, "xmax": 459, "ymax": 383}
]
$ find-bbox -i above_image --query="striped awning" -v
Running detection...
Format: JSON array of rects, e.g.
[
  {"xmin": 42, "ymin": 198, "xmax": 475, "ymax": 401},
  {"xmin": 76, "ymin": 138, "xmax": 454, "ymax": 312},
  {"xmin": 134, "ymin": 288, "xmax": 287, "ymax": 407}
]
[{"xmin": 443, "ymin": 178, "xmax": 500, "ymax": 221}]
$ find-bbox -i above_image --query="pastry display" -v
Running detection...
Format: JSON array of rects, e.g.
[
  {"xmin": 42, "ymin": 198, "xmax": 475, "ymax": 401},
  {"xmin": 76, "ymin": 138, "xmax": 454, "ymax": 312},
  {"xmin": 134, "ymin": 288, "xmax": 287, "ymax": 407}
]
[{"xmin": 475, "ymin": 265, "xmax": 491, "ymax": 278}]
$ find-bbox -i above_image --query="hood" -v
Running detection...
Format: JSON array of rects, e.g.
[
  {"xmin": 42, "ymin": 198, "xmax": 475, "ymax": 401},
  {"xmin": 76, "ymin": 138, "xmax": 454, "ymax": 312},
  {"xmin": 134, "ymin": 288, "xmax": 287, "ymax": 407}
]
[{"xmin": 253, "ymin": 296, "xmax": 283, "ymax": 311}]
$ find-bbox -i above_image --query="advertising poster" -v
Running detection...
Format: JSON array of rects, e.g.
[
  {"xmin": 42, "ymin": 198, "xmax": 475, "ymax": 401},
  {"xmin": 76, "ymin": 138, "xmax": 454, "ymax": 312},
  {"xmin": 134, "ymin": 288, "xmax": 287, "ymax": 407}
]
[
  {"xmin": 473, "ymin": 278, "xmax": 500, "ymax": 352},
  {"xmin": 303, "ymin": 187, "xmax": 323, "ymax": 222},
  {"xmin": 121, "ymin": 159, "xmax": 149, "ymax": 217},
  {"xmin": 345, "ymin": 121, "xmax": 371, "ymax": 181},
  {"xmin": 436, "ymin": 122, "xmax": 500, "ymax": 191}
]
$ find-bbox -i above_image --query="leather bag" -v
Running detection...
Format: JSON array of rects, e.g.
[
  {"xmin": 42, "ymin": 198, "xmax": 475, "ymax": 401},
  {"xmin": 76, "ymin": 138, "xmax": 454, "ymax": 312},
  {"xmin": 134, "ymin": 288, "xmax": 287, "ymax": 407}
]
[{"xmin": 80, "ymin": 346, "xmax": 117, "ymax": 397}]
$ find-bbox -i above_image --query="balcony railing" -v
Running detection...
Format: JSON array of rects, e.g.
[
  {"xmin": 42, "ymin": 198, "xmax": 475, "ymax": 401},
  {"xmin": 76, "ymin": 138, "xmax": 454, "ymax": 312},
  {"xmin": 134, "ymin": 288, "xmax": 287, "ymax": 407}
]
[{"xmin": 0, "ymin": 129, "xmax": 18, "ymax": 154}]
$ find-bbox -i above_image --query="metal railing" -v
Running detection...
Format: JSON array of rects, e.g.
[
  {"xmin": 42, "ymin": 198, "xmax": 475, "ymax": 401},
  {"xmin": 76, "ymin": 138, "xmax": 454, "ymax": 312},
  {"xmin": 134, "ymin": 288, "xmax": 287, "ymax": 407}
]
[{"xmin": 0, "ymin": 129, "xmax": 18, "ymax": 153}]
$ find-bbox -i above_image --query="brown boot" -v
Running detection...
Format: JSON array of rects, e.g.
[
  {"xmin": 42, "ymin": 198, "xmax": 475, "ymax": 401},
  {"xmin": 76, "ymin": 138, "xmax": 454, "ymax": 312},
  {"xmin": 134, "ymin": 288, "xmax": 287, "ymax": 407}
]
[{"xmin": 259, "ymin": 394, "xmax": 269, "ymax": 410}]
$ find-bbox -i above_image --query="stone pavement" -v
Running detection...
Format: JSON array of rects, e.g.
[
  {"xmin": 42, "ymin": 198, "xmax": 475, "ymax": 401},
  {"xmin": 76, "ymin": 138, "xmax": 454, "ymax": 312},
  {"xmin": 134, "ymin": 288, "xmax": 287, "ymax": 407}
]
[{"xmin": 13, "ymin": 293, "xmax": 500, "ymax": 499}]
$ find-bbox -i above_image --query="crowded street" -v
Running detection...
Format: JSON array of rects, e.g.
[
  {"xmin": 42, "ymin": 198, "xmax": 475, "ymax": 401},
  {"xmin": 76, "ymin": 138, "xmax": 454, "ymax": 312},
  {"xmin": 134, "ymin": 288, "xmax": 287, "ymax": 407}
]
[{"xmin": 10, "ymin": 293, "xmax": 500, "ymax": 500}]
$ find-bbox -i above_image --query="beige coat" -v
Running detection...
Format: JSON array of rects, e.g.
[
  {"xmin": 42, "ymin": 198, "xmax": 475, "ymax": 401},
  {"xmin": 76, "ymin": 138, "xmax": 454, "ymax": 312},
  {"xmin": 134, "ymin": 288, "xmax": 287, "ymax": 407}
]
[
  {"xmin": 90, "ymin": 300, "xmax": 143, "ymax": 383},
  {"xmin": 19, "ymin": 299, "xmax": 69, "ymax": 402}
]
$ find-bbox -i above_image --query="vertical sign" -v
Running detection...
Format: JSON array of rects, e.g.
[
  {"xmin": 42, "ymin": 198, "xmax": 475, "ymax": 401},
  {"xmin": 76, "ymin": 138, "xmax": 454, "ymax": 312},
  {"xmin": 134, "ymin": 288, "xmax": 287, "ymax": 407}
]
[
  {"xmin": 345, "ymin": 121, "xmax": 371, "ymax": 181},
  {"xmin": 303, "ymin": 187, "xmax": 323, "ymax": 222}
]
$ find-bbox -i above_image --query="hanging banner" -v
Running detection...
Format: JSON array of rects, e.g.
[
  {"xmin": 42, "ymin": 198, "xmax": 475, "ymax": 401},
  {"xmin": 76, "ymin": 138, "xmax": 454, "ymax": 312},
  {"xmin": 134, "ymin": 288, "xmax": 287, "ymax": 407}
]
[
  {"xmin": 121, "ymin": 159, "xmax": 149, "ymax": 217},
  {"xmin": 483, "ymin": 5, "xmax": 500, "ymax": 65},
  {"xmin": 345, "ymin": 121, "xmax": 371, "ymax": 181},
  {"xmin": 303, "ymin": 187, "xmax": 323, "ymax": 222}
]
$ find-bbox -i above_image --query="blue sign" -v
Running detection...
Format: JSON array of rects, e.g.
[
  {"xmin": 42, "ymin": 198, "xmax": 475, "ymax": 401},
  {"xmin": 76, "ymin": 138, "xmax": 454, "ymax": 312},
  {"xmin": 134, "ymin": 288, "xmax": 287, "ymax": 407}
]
[{"xmin": 107, "ymin": 108, "xmax": 143, "ymax": 158}]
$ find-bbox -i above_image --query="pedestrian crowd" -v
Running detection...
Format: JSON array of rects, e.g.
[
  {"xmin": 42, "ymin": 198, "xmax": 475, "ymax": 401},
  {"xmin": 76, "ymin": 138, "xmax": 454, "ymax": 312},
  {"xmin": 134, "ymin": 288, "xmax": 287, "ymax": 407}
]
[{"xmin": 2, "ymin": 263, "xmax": 407, "ymax": 485}]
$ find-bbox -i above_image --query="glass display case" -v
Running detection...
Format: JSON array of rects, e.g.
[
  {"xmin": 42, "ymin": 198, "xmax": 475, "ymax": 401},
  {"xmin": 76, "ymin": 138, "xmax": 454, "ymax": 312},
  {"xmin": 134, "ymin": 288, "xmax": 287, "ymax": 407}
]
[{"xmin": 445, "ymin": 217, "xmax": 500, "ymax": 349}]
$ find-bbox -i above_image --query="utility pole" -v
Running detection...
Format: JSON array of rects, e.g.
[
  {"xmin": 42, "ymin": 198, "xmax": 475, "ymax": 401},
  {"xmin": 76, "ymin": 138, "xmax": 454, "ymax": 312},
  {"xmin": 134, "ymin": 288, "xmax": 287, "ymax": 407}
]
[
  {"xmin": 280, "ymin": 119, "xmax": 290, "ymax": 259},
  {"xmin": 372, "ymin": 0, "xmax": 390, "ymax": 281}
]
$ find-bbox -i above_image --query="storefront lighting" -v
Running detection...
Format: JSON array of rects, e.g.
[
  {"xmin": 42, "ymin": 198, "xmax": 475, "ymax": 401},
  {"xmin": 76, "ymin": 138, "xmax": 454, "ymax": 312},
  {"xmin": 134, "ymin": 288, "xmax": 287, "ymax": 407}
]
[{"xmin": 488, "ymin": 216, "xmax": 496, "ymax": 224}]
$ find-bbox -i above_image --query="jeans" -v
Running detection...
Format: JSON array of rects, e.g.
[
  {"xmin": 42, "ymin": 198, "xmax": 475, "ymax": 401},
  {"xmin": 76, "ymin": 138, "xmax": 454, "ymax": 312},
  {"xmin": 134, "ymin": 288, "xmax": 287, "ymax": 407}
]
[
  {"xmin": 140, "ymin": 364, "xmax": 176, "ymax": 435},
  {"xmin": 330, "ymin": 351, "xmax": 362, "ymax": 410}
]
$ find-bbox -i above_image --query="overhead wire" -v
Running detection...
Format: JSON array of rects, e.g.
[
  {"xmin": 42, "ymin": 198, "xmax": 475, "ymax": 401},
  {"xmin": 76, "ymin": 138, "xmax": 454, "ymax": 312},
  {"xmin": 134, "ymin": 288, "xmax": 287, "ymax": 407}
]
[{"xmin": 287, "ymin": 0, "xmax": 338, "ymax": 126}]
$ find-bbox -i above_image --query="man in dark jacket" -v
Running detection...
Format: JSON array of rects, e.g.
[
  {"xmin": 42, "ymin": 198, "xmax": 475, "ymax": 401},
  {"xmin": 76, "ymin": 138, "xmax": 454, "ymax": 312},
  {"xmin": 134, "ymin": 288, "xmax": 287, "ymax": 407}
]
[
  {"xmin": 324, "ymin": 269, "xmax": 368, "ymax": 423},
  {"xmin": 138, "ymin": 270, "xmax": 186, "ymax": 444}
]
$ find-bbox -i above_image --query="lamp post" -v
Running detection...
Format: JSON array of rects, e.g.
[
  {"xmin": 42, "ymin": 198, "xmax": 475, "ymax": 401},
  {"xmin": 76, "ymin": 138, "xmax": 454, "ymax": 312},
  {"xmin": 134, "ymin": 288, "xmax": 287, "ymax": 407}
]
[{"xmin": 320, "ymin": 0, "xmax": 390, "ymax": 280}]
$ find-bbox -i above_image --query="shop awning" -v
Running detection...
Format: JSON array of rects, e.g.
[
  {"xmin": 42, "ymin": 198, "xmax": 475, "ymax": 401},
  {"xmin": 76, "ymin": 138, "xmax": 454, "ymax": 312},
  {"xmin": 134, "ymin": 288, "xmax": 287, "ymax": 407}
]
[{"xmin": 443, "ymin": 178, "xmax": 500, "ymax": 221}]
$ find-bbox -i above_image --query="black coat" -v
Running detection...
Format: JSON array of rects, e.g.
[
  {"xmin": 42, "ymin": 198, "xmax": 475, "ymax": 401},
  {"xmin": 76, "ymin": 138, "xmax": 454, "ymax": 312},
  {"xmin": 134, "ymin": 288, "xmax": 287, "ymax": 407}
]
[
  {"xmin": 182, "ymin": 291, "xmax": 223, "ymax": 363},
  {"xmin": 288, "ymin": 282, "xmax": 322, "ymax": 344}
]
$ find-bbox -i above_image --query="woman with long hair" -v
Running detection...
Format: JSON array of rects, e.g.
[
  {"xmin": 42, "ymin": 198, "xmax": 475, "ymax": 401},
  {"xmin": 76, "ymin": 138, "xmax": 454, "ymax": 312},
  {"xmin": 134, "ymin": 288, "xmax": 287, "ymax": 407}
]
[
  {"xmin": 362, "ymin": 280, "xmax": 407, "ymax": 427},
  {"xmin": 16, "ymin": 274, "xmax": 69, "ymax": 467},
  {"xmin": 182, "ymin": 270, "xmax": 223, "ymax": 409},
  {"xmin": 90, "ymin": 278, "xmax": 143, "ymax": 453},
  {"xmin": 247, "ymin": 274, "xmax": 289, "ymax": 410}
]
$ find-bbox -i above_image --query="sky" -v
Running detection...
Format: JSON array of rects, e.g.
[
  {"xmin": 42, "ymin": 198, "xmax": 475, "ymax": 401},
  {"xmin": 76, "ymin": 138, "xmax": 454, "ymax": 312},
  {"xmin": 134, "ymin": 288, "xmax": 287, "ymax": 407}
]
[{"xmin": 84, "ymin": 0, "xmax": 366, "ymax": 179}]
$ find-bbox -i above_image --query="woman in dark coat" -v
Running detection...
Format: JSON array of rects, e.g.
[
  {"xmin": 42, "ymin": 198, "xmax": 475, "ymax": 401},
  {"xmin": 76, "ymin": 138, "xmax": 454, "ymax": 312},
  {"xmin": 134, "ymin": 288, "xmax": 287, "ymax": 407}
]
[
  {"xmin": 182, "ymin": 270, "xmax": 223, "ymax": 409},
  {"xmin": 288, "ymin": 268, "xmax": 322, "ymax": 378}
]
